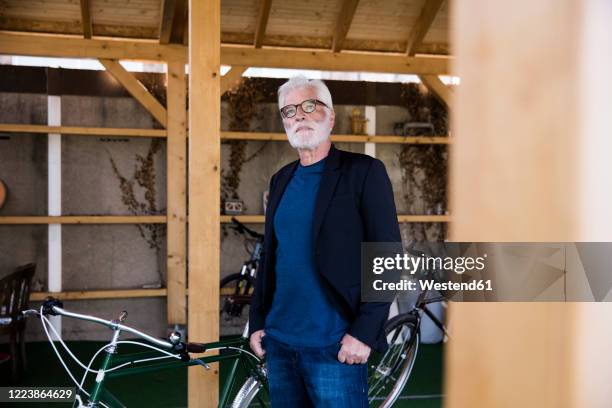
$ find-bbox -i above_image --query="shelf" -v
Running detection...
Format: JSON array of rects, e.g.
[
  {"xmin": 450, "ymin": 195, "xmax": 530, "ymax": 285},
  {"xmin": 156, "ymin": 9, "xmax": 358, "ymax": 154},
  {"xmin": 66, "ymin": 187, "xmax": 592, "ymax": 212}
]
[
  {"xmin": 30, "ymin": 288, "xmax": 167, "ymax": 301},
  {"xmin": 0, "ymin": 216, "xmax": 166, "ymax": 224},
  {"xmin": 30, "ymin": 287, "xmax": 243, "ymax": 301},
  {"xmin": 0, "ymin": 124, "xmax": 450, "ymax": 144},
  {"xmin": 223, "ymin": 131, "xmax": 451, "ymax": 144},
  {"xmin": 0, "ymin": 124, "xmax": 166, "ymax": 138},
  {"xmin": 1, "ymin": 215, "xmax": 448, "ymax": 225}
]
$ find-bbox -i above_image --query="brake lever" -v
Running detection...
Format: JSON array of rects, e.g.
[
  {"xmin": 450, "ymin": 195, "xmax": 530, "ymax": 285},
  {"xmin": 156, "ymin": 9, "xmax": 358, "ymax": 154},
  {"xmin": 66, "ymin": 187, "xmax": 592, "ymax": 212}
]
[
  {"xmin": 21, "ymin": 309, "xmax": 40, "ymax": 318},
  {"xmin": 192, "ymin": 359, "xmax": 211, "ymax": 370}
]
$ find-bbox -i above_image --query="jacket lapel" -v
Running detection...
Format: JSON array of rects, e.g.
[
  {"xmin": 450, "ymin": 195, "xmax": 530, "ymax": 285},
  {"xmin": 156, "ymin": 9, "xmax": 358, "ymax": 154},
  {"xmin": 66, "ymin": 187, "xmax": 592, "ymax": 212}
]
[{"xmin": 312, "ymin": 143, "xmax": 342, "ymax": 249}]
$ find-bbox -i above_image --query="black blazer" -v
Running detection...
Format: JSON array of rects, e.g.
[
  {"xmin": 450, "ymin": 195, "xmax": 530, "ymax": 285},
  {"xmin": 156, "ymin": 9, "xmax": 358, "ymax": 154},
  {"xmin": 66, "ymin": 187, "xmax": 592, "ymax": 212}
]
[{"xmin": 248, "ymin": 143, "xmax": 402, "ymax": 353}]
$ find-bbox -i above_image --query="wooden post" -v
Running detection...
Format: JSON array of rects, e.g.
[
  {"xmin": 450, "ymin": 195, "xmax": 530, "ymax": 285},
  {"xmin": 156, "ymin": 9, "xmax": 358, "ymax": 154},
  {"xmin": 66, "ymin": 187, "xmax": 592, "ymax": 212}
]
[
  {"xmin": 166, "ymin": 61, "xmax": 187, "ymax": 326},
  {"xmin": 447, "ymin": 0, "xmax": 612, "ymax": 407},
  {"xmin": 188, "ymin": 0, "xmax": 221, "ymax": 406}
]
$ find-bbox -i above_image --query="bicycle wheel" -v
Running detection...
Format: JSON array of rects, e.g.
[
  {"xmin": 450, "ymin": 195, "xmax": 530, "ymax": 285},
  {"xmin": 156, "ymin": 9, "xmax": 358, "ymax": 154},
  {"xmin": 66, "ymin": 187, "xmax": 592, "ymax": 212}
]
[
  {"xmin": 220, "ymin": 273, "xmax": 255, "ymax": 336},
  {"xmin": 368, "ymin": 313, "xmax": 420, "ymax": 408}
]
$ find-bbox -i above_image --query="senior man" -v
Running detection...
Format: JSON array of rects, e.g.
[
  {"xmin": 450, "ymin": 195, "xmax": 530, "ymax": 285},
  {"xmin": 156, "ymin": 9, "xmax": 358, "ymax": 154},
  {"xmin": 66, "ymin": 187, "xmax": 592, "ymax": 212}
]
[{"xmin": 248, "ymin": 76, "xmax": 401, "ymax": 407}]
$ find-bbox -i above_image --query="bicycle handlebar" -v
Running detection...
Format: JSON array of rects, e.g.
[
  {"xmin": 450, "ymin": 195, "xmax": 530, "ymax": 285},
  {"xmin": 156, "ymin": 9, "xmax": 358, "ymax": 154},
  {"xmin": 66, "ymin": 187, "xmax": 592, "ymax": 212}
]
[{"xmin": 31, "ymin": 298, "xmax": 176, "ymax": 350}]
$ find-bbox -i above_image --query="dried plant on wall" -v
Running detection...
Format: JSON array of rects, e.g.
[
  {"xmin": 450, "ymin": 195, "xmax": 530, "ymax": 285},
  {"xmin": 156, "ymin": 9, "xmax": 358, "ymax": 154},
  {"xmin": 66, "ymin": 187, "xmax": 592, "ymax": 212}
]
[
  {"xmin": 398, "ymin": 83, "xmax": 449, "ymax": 242},
  {"xmin": 109, "ymin": 139, "xmax": 166, "ymax": 284},
  {"xmin": 221, "ymin": 77, "xmax": 273, "ymax": 210}
]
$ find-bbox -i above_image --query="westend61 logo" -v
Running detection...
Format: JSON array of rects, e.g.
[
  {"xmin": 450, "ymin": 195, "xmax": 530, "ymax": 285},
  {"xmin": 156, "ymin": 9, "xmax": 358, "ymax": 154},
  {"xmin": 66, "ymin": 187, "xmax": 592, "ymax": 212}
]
[{"xmin": 372, "ymin": 252, "xmax": 488, "ymax": 275}]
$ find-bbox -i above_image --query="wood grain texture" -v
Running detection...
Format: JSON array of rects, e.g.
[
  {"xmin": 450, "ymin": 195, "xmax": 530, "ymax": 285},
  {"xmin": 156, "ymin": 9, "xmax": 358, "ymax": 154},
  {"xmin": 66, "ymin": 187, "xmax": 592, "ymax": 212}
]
[
  {"xmin": 166, "ymin": 60, "xmax": 187, "ymax": 325},
  {"xmin": 188, "ymin": 0, "xmax": 221, "ymax": 404}
]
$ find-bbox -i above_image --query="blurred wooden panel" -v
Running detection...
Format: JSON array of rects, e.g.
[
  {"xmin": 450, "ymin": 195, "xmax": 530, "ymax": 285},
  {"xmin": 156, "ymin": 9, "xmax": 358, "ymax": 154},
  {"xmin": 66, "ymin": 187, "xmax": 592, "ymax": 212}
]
[
  {"xmin": 347, "ymin": 0, "xmax": 424, "ymax": 42},
  {"xmin": 221, "ymin": 0, "xmax": 259, "ymax": 35},
  {"xmin": 91, "ymin": 0, "xmax": 160, "ymax": 27},
  {"xmin": 266, "ymin": 0, "xmax": 342, "ymax": 38}
]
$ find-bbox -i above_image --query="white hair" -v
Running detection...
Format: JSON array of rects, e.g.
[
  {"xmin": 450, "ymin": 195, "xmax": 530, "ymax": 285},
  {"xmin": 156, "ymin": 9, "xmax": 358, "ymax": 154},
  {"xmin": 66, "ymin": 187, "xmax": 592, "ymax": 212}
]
[{"xmin": 277, "ymin": 75, "xmax": 334, "ymax": 110}]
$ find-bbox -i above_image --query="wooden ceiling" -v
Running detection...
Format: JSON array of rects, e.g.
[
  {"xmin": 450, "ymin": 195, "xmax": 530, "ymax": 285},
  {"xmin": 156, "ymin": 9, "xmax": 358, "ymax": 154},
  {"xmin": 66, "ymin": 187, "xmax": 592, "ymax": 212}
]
[{"xmin": 0, "ymin": 0, "xmax": 450, "ymax": 55}]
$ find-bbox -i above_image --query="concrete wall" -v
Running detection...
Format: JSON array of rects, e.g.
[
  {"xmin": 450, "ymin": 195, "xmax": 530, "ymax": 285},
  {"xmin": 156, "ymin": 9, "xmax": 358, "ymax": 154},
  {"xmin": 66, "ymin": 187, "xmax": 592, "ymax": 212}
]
[{"xmin": 0, "ymin": 72, "xmax": 448, "ymax": 342}]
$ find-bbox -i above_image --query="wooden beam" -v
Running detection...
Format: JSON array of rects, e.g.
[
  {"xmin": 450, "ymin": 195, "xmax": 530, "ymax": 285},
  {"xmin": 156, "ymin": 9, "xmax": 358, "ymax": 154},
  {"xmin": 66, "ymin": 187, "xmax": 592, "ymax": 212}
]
[
  {"xmin": 0, "ymin": 124, "xmax": 166, "ymax": 137},
  {"xmin": 0, "ymin": 32, "xmax": 447, "ymax": 74},
  {"xmin": 0, "ymin": 32, "xmax": 187, "ymax": 62},
  {"xmin": 220, "ymin": 215, "xmax": 450, "ymax": 223},
  {"xmin": 332, "ymin": 0, "xmax": 360, "ymax": 52},
  {"xmin": 222, "ymin": 31, "xmax": 451, "ymax": 55},
  {"xmin": 406, "ymin": 0, "xmax": 445, "ymax": 56},
  {"xmin": 397, "ymin": 215, "xmax": 449, "ymax": 223},
  {"xmin": 220, "ymin": 66, "xmax": 247, "ymax": 94},
  {"xmin": 166, "ymin": 61, "xmax": 187, "ymax": 325},
  {"xmin": 99, "ymin": 59, "xmax": 168, "ymax": 127},
  {"xmin": 221, "ymin": 46, "xmax": 449, "ymax": 74},
  {"xmin": 253, "ymin": 0, "xmax": 272, "ymax": 48},
  {"xmin": 159, "ymin": 0, "xmax": 178, "ymax": 44},
  {"xmin": 189, "ymin": 0, "xmax": 220, "ymax": 404},
  {"xmin": 222, "ymin": 131, "xmax": 451, "ymax": 144},
  {"xmin": 79, "ymin": 0, "xmax": 93, "ymax": 39},
  {"xmin": 0, "ymin": 216, "xmax": 166, "ymax": 224},
  {"xmin": 419, "ymin": 74, "xmax": 453, "ymax": 109},
  {"xmin": 30, "ymin": 288, "xmax": 167, "ymax": 302},
  {"xmin": 0, "ymin": 125, "xmax": 451, "ymax": 144}
]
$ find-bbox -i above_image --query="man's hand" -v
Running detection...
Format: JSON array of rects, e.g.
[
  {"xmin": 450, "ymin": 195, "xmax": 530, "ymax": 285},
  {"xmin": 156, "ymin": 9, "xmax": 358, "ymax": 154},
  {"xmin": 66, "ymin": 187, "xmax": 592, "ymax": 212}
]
[
  {"xmin": 250, "ymin": 329, "xmax": 266, "ymax": 359},
  {"xmin": 338, "ymin": 333, "xmax": 371, "ymax": 364}
]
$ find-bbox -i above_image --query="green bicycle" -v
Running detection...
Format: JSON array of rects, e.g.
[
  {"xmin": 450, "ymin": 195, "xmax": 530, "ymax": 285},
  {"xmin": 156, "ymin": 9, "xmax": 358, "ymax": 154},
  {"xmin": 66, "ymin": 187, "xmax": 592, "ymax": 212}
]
[{"xmin": 23, "ymin": 298, "xmax": 268, "ymax": 408}]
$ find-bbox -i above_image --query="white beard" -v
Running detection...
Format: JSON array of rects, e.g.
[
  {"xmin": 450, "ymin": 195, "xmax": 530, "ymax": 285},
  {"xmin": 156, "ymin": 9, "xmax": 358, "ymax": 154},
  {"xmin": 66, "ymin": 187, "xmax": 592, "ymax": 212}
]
[{"xmin": 285, "ymin": 120, "xmax": 331, "ymax": 150}]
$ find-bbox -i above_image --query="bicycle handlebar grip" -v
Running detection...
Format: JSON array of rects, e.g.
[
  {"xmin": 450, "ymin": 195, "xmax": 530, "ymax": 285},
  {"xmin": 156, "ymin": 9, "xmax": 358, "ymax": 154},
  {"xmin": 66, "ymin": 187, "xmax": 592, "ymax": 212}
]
[
  {"xmin": 41, "ymin": 297, "xmax": 64, "ymax": 316},
  {"xmin": 185, "ymin": 342, "xmax": 208, "ymax": 353}
]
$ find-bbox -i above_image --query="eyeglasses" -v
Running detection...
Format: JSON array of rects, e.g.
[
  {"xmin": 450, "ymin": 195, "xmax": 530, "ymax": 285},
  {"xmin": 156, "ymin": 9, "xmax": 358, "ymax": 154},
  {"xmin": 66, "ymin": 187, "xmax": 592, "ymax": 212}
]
[{"xmin": 280, "ymin": 99, "xmax": 329, "ymax": 119}]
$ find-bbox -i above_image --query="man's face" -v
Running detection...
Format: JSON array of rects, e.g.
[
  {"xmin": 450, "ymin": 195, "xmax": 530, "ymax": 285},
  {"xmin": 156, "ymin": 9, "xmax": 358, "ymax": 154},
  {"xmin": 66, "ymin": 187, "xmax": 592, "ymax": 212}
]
[{"xmin": 281, "ymin": 87, "xmax": 335, "ymax": 150}]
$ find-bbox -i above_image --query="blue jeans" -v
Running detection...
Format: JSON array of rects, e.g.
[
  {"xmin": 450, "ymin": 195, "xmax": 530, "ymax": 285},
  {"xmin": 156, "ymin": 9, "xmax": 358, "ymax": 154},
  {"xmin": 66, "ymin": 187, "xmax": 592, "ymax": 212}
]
[{"xmin": 262, "ymin": 335, "xmax": 368, "ymax": 408}]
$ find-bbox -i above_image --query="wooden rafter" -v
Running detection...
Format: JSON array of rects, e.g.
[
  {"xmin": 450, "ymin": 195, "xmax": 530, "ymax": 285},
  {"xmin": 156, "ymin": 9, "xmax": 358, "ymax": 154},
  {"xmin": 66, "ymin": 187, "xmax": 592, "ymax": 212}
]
[
  {"xmin": 159, "ymin": 0, "xmax": 177, "ymax": 44},
  {"xmin": 254, "ymin": 0, "xmax": 272, "ymax": 48},
  {"xmin": 99, "ymin": 59, "xmax": 168, "ymax": 127},
  {"xmin": 406, "ymin": 0, "xmax": 445, "ymax": 56},
  {"xmin": 173, "ymin": 0, "xmax": 188, "ymax": 45},
  {"xmin": 332, "ymin": 0, "xmax": 360, "ymax": 52},
  {"xmin": 405, "ymin": 0, "xmax": 452, "ymax": 109},
  {"xmin": 79, "ymin": 0, "xmax": 93, "ymax": 39},
  {"xmin": 221, "ymin": 66, "xmax": 247, "ymax": 93},
  {"xmin": 420, "ymin": 74, "xmax": 452, "ymax": 109}
]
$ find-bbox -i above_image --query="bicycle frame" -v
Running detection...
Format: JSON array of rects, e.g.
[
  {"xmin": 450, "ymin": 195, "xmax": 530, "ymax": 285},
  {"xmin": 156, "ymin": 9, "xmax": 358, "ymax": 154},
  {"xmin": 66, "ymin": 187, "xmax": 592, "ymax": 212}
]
[
  {"xmin": 87, "ymin": 339, "xmax": 262, "ymax": 407},
  {"xmin": 26, "ymin": 301, "xmax": 267, "ymax": 408}
]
